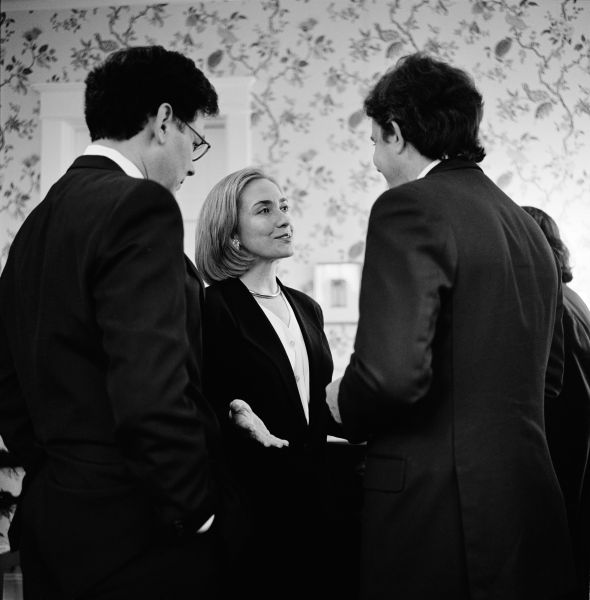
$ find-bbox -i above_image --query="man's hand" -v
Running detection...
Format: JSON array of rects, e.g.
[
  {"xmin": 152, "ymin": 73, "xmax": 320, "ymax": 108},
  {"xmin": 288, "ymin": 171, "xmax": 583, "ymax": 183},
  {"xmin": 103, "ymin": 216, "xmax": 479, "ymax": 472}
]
[
  {"xmin": 229, "ymin": 399, "xmax": 289, "ymax": 448},
  {"xmin": 325, "ymin": 377, "xmax": 343, "ymax": 425}
]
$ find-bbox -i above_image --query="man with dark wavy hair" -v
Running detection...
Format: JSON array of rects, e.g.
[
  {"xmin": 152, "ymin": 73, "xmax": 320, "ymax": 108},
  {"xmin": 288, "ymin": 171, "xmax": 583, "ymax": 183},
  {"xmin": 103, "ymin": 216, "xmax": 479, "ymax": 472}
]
[
  {"xmin": 0, "ymin": 45, "xmax": 237, "ymax": 598},
  {"xmin": 326, "ymin": 53, "xmax": 575, "ymax": 599}
]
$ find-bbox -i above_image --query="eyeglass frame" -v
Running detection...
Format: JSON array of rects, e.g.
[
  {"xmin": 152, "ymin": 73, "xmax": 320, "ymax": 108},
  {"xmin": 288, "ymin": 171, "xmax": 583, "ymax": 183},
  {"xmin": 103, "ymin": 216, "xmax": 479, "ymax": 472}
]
[{"xmin": 176, "ymin": 117, "xmax": 211, "ymax": 162}]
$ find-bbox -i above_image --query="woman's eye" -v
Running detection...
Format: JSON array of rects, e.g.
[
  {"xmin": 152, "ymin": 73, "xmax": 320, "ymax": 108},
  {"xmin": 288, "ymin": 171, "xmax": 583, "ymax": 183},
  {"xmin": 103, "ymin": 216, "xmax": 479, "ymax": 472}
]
[{"xmin": 280, "ymin": 205, "xmax": 289, "ymax": 212}]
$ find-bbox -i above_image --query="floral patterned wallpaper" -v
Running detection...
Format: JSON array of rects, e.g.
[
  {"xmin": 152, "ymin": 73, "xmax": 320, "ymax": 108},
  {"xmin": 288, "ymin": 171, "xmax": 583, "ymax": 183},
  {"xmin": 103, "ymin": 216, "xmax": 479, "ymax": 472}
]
[
  {"xmin": 1, "ymin": 0, "xmax": 589, "ymax": 376},
  {"xmin": 0, "ymin": 0, "xmax": 589, "ymax": 550}
]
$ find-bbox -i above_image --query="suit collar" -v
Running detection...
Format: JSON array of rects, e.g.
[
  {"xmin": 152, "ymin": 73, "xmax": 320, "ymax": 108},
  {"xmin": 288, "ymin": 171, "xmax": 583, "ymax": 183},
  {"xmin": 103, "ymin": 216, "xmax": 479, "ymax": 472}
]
[
  {"xmin": 427, "ymin": 158, "xmax": 482, "ymax": 176},
  {"xmin": 416, "ymin": 159, "xmax": 441, "ymax": 180},
  {"xmin": 83, "ymin": 144, "xmax": 144, "ymax": 179},
  {"xmin": 68, "ymin": 155, "xmax": 126, "ymax": 173}
]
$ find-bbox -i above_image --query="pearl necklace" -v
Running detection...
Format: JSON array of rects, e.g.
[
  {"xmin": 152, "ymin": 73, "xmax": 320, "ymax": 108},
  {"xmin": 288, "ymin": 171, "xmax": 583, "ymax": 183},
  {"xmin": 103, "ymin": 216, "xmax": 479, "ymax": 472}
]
[{"xmin": 248, "ymin": 287, "xmax": 281, "ymax": 299}]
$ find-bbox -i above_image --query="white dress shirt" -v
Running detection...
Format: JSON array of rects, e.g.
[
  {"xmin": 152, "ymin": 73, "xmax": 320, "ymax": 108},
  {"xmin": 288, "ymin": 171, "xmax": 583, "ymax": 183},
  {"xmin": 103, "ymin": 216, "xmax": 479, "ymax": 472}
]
[
  {"xmin": 258, "ymin": 296, "xmax": 311, "ymax": 423},
  {"xmin": 416, "ymin": 158, "xmax": 442, "ymax": 180},
  {"xmin": 83, "ymin": 144, "xmax": 145, "ymax": 178}
]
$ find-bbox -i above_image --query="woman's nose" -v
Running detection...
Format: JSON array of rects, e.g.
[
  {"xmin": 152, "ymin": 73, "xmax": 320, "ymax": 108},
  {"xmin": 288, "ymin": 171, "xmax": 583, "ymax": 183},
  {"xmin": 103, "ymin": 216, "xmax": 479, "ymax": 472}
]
[{"xmin": 277, "ymin": 213, "xmax": 291, "ymax": 228}]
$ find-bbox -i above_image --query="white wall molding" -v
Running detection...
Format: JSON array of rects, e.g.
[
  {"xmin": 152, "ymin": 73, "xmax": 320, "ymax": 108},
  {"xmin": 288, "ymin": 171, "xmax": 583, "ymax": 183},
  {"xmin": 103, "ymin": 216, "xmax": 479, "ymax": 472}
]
[
  {"xmin": 32, "ymin": 76, "xmax": 255, "ymax": 198},
  {"xmin": 32, "ymin": 82, "xmax": 87, "ymax": 198}
]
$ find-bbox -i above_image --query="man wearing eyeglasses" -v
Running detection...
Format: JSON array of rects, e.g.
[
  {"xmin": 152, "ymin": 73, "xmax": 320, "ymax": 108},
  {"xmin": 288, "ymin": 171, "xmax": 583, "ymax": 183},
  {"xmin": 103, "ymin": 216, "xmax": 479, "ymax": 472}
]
[{"xmin": 0, "ymin": 45, "xmax": 238, "ymax": 599}]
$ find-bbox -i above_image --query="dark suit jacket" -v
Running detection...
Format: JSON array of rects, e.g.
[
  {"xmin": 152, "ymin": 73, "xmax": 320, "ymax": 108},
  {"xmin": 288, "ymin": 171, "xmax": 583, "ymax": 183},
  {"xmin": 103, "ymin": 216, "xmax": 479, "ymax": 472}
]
[
  {"xmin": 546, "ymin": 284, "xmax": 590, "ymax": 598},
  {"xmin": 338, "ymin": 159, "xmax": 575, "ymax": 600},
  {"xmin": 0, "ymin": 156, "xmax": 227, "ymax": 596},
  {"xmin": 202, "ymin": 277, "xmax": 333, "ymax": 598}
]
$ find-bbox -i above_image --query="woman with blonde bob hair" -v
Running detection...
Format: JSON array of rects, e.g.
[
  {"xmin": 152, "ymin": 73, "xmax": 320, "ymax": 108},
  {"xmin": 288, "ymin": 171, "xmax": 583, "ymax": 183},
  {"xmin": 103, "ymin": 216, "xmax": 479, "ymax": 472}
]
[
  {"xmin": 195, "ymin": 167, "xmax": 336, "ymax": 600},
  {"xmin": 194, "ymin": 168, "xmax": 265, "ymax": 283}
]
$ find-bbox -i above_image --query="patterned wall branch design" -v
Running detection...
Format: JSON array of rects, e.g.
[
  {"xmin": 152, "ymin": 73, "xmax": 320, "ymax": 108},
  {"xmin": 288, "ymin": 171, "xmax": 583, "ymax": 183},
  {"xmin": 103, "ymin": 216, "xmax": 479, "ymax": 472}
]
[
  {"xmin": 1, "ymin": 153, "xmax": 39, "ymax": 221},
  {"xmin": 1, "ymin": 25, "xmax": 57, "ymax": 95},
  {"xmin": 0, "ymin": 16, "xmax": 48, "ymax": 267},
  {"xmin": 69, "ymin": 5, "xmax": 167, "ymax": 69},
  {"xmin": 50, "ymin": 8, "xmax": 92, "ymax": 34},
  {"xmin": 490, "ymin": 0, "xmax": 586, "ymax": 155},
  {"xmin": 469, "ymin": 0, "xmax": 590, "ymax": 235}
]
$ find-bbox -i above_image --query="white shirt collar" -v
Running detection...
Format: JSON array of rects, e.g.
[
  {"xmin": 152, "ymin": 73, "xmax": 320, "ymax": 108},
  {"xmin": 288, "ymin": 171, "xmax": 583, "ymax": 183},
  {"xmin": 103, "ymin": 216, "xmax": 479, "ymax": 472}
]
[
  {"xmin": 416, "ymin": 159, "xmax": 442, "ymax": 180},
  {"xmin": 83, "ymin": 144, "xmax": 144, "ymax": 179}
]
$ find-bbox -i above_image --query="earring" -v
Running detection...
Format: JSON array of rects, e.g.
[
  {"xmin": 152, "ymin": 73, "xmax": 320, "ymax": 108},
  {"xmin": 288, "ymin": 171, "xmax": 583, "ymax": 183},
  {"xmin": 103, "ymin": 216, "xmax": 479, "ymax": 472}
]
[{"xmin": 231, "ymin": 238, "xmax": 240, "ymax": 251}]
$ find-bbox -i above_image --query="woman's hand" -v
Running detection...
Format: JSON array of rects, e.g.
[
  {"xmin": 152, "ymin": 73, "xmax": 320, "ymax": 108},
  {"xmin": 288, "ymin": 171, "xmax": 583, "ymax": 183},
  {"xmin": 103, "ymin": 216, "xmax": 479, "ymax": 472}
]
[{"xmin": 229, "ymin": 399, "xmax": 289, "ymax": 448}]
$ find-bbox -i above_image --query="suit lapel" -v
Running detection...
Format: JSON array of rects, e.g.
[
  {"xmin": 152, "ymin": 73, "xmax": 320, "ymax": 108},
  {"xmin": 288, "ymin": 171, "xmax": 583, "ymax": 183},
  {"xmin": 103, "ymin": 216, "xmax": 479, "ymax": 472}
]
[
  {"xmin": 223, "ymin": 278, "xmax": 309, "ymax": 427},
  {"xmin": 280, "ymin": 284, "xmax": 321, "ymax": 388},
  {"xmin": 184, "ymin": 256, "xmax": 205, "ymax": 305},
  {"xmin": 426, "ymin": 158, "xmax": 482, "ymax": 177},
  {"xmin": 67, "ymin": 155, "xmax": 126, "ymax": 173},
  {"xmin": 281, "ymin": 284, "xmax": 329, "ymax": 430}
]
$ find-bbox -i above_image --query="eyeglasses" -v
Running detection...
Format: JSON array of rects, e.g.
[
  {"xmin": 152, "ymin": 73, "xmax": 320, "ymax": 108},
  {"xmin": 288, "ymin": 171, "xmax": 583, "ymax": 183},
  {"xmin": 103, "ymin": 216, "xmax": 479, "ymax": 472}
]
[{"xmin": 177, "ymin": 118, "xmax": 211, "ymax": 162}]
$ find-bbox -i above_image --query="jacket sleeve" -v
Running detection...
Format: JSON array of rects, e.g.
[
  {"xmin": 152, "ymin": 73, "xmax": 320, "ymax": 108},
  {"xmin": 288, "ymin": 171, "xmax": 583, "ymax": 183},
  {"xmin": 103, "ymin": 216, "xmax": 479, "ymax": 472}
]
[
  {"xmin": 338, "ymin": 188, "xmax": 456, "ymax": 441},
  {"xmin": 201, "ymin": 287, "xmax": 242, "ymax": 430},
  {"xmin": 93, "ymin": 181, "xmax": 215, "ymax": 531},
  {"xmin": 309, "ymin": 294, "xmax": 335, "ymax": 386},
  {"xmin": 308, "ymin": 296, "xmax": 341, "ymax": 436},
  {"xmin": 0, "ymin": 315, "xmax": 42, "ymax": 473}
]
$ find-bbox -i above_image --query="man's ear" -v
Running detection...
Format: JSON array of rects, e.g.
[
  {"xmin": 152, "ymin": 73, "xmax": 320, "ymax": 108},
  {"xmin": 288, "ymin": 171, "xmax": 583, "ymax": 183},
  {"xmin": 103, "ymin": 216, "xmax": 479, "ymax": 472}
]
[
  {"xmin": 154, "ymin": 103, "xmax": 174, "ymax": 143},
  {"xmin": 389, "ymin": 120, "xmax": 406, "ymax": 152}
]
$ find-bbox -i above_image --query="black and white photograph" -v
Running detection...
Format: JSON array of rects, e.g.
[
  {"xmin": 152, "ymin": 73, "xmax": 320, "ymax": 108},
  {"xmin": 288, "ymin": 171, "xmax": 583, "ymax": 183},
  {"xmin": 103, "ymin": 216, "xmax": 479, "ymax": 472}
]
[{"xmin": 1, "ymin": 1, "xmax": 589, "ymax": 599}]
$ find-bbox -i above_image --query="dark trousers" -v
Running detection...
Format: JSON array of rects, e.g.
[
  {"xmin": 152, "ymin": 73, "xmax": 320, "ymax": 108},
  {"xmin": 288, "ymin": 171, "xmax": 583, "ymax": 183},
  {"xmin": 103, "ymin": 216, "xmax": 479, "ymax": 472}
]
[{"xmin": 20, "ymin": 529, "xmax": 222, "ymax": 600}]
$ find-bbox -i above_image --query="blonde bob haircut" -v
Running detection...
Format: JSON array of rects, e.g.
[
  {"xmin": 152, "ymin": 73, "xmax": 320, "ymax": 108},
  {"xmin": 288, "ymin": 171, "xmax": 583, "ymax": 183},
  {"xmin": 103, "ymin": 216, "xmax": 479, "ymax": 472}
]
[{"xmin": 194, "ymin": 167, "xmax": 280, "ymax": 284}]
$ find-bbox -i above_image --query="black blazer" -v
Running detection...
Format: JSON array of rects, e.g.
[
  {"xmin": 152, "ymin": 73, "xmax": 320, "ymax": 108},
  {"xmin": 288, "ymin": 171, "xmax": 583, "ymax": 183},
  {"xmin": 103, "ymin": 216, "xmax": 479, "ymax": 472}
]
[
  {"xmin": 203, "ymin": 278, "xmax": 333, "ymax": 497},
  {"xmin": 202, "ymin": 277, "xmax": 334, "ymax": 599},
  {"xmin": 546, "ymin": 284, "xmax": 590, "ymax": 597},
  {"xmin": 0, "ymin": 156, "xmax": 227, "ymax": 596},
  {"xmin": 338, "ymin": 159, "xmax": 575, "ymax": 600}
]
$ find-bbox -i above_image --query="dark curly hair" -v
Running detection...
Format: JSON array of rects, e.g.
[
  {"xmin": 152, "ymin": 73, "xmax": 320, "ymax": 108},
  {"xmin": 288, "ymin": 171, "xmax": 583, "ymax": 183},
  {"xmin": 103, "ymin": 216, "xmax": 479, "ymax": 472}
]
[
  {"xmin": 84, "ymin": 45, "xmax": 218, "ymax": 141},
  {"xmin": 521, "ymin": 206, "xmax": 573, "ymax": 283},
  {"xmin": 364, "ymin": 52, "xmax": 486, "ymax": 162}
]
